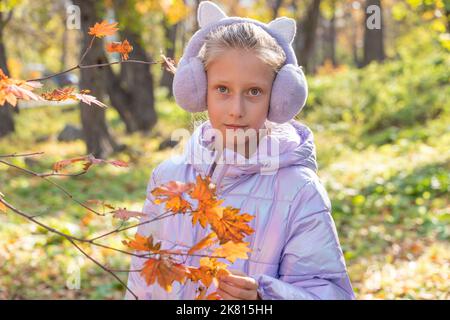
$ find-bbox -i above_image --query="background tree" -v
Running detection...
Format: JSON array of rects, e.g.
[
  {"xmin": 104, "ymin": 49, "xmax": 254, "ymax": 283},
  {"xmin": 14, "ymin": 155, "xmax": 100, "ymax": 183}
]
[
  {"xmin": 73, "ymin": 0, "xmax": 121, "ymax": 158},
  {"xmin": 103, "ymin": 0, "xmax": 158, "ymax": 134},
  {"xmin": 362, "ymin": 0, "xmax": 385, "ymax": 66},
  {"xmin": 294, "ymin": 0, "xmax": 322, "ymax": 73},
  {"xmin": 0, "ymin": 6, "xmax": 15, "ymax": 137}
]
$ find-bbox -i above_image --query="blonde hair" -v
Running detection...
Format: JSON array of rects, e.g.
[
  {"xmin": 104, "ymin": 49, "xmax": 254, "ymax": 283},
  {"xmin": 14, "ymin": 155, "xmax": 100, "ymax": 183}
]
[{"xmin": 197, "ymin": 22, "xmax": 286, "ymax": 73}]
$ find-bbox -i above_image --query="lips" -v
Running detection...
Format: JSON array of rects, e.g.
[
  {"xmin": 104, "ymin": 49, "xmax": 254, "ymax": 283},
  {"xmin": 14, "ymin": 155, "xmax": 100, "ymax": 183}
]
[{"xmin": 224, "ymin": 124, "xmax": 247, "ymax": 129}]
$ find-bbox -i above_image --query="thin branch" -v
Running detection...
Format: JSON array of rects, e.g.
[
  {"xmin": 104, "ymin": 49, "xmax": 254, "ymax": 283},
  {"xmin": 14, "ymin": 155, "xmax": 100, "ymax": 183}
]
[
  {"xmin": 88, "ymin": 209, "xmax": 176, "ymax": 242},
  {"xmin": 26, "ymin": 59, "xmax": 163, "ymax": 82},
  {"xmin": 68, "ymin": 239, "xmax": 138, "ymax": 300},
  {"xmin": 0, "ymin": 152, "xmax": 44, "ymax": 158},
  {"xmin": 0, "ymin": 159, "xmax": 105, "ymax": 216},
  {"xmin": 79, "ymin": 59, "xmax": 160, "ymax": 68},
  {"xmin": 0, "ymin": 197, "xmax": 223, "ymax": 260},
  {"xmin": 0, "ymin": 197, "xmax": 88, "ymax": 243},
  {"xmin": 26, "ymin": 65, "xmax": 79, "ymax": 82},
  {"xmin": 38, "ymin": 171, "xmax": 87, "ymax": 178},
  {"xmin": 25, "ymin": 33, "xmax": 162, "ymax": 82},
  {"xmin": 79, "ymin": 36, "xmax": 95, "ymax": 65},
  {"xmin": 110, "ymin": 269, "xmax": 142, "ymax": 273},
  {"xmin": 0, "ymin": 197, "xmax": 227, "ymax": 261}
]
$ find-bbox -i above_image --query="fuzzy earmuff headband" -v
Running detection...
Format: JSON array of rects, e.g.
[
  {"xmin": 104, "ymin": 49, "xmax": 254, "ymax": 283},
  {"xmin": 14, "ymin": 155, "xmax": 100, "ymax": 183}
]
[{"xmin": 172, "ymin": 1, "xmax": 308, "ymax": 123}]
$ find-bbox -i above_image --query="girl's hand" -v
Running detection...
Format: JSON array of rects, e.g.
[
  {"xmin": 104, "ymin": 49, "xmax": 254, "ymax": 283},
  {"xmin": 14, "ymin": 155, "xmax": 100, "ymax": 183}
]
[{"xmin": 217, "ymin": 269, "xmax": 262, "ymax": 300}]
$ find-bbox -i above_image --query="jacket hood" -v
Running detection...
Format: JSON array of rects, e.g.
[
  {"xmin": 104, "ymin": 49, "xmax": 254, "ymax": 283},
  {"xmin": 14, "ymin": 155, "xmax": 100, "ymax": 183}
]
[{"xmin": 183, "ymin": 119, "xmax": 317, "ymax": 180}]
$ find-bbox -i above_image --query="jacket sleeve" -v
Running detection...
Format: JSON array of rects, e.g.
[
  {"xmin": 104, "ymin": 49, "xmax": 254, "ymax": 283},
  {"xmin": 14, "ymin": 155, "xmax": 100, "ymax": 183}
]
[
  {"xmin": 256, "ymin": 178, "xmax": 355, "ymax": 300},
  {"xmin": 124, "ymin": 168, "xmax": 163, "ymax": 300}
]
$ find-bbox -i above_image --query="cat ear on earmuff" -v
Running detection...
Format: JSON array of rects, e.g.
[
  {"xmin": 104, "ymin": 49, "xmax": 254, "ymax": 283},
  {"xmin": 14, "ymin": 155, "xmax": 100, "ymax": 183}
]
[
  {"xmin": 268, "ymin": 17, "xmax": 296, "ymax": 44},
  {"xmin": 197, "ymin": 1, "xmax": 228, "ymax": 28}
]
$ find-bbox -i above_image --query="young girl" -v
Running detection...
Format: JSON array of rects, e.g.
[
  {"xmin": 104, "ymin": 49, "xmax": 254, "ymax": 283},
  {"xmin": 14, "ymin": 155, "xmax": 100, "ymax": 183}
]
[{"xmin": 125, "ymin": 1, "xmax": 355, "ymax": 300}]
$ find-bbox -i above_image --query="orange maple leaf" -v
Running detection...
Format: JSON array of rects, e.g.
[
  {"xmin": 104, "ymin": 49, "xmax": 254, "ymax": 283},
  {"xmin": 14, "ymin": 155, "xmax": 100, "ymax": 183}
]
[
  {"xmin": 0, "ymin": 68, "xmax": 43, "ymax": 107},
  {"xmin": 189, "ymin": 175, "xmax": 216, "ymax": 202},
  {"xmin": 41, "ymin": 87, "xmax": 108, "ymax": 108},
  {"xmin": 191, "ymin": 199, "xmax": 224, "ymax": 228},
  {"xmin": 52, "ymin": 155, "xmax": 91, "ymax": 172},
  {"xmin": 41, "ymin": 87, "xmax": 75, "ymax": 101},
  {"xmin": 187, "ymin": 257, "xmax": 230, "ymax": 288},
  {"xmin": 88, "ymin": 20, "xmax": 118, "ymax": 38},
  {"xmin": 212, "ymin": 241, "xmax": 251, "ymax": 263},
  {"xmin": 122, "ymin": 233, "xmax": 162, "ymax": 253},
  {"xmin": 210, "ymin": 206, "xmax": 255, "ymax": 244},
  {"xmin": 140, "ymin": 256, "xmax": 188, "ymax": 292},
  {"xmin": 151, "ymin": 181, "xmax": 194, "ymax": 214},
  {"xmin": 52, "ymin": 154, "xmax": 128, "ymax": 173},
  {"xmin": 106, "ymin": 39, "xmax": 133, "ymax": 61},
  {"xmin": 187, "ymin": 232, "xmax": 218, "ymax": 255}
]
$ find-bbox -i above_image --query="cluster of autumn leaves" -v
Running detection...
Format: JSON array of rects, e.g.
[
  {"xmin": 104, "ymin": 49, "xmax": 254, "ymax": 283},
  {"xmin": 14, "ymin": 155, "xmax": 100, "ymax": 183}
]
[
  {"xmin": 122, "ymin": 174, "xmax": 255, "ymax": 300},
  {"xmin": 53, "ymin": 156, "xmax": 256, "ymax": 299},
  {"xmin": 89, "ymin": 20, "xmax": 133, "ymax": 60},
  {"xmin": 0, "ymin": 21, "xmax": 134, "ymax": 108},
  {"xmin": 0, "ymin": 153, "xmax": 255, "ymax": 300}
]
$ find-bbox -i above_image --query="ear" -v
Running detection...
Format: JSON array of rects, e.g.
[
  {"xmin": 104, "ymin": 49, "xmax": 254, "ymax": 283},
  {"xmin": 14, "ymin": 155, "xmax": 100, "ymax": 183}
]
[
  {"xmin": 197, "ymin": 1, "xmax": 228, "ymax": 28},
  {"xmin": 268, "ymin": 17, "xmax": 296, "ymax": 44}
]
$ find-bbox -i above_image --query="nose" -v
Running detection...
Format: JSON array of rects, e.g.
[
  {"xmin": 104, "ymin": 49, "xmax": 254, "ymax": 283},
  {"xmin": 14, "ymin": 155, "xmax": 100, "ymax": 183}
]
[{"xmin": 228, "ymin": 94, "xmax": 245, "ymax": 119}]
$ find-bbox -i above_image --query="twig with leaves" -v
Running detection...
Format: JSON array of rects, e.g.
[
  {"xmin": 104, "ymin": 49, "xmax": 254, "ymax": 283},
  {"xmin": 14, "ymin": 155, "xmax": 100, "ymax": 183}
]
[{"xmin": 0, "ymin": 151, "xmax": 255, "ymax": 299}]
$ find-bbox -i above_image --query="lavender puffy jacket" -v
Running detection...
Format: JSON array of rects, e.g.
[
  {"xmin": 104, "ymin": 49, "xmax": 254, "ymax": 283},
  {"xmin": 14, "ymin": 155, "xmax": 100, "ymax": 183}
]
[{"xmin": 124, "ymin": 120, "xmax": 355, "ymax": 300}]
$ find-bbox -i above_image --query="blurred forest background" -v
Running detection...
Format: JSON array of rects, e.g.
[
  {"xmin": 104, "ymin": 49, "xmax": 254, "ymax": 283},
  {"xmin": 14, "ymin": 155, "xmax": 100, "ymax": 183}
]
[{"xmin": 0, "ymin": 0, "xmax": 448, "ymax": 299}]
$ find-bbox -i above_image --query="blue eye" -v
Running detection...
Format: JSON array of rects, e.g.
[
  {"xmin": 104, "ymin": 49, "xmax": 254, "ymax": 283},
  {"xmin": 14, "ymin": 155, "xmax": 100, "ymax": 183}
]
[
  {"xmin": 249, "ymin": 88, "xmax": 261, "ymax": 96},
  {"xmin": 217, "ymin": 86, "xmax": 228, "ymax": 94}
]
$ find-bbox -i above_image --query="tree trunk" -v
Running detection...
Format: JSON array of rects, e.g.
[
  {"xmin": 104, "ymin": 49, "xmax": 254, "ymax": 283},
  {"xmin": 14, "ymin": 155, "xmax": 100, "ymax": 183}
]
[
  {"xmin": 294, "ymin": 0, "xmax": 322, "ymax": 73},
  {"xmin": 363, "ymin": 0, "xmax": 385, "ymax": 66},
  {"xmin": 104, "ymin": 65, "xmax": 138, "ymax": 133},
  {"xmin": 73, "ymin": 0, "xmax": 120, "ymax": 158},
  {"xmin": 269, "ymin": 0, "xmax": 284, "ymax": 20},
  {"xmin": 0, "ymin": 11, "xmax": 15, "ymax": 138},
  {"xmin": 106, "ymin": 0, "xmax": 157, "ymax": 134},
  {"xmin": 119, "ymin": 29, "xmax": 157, "ymax": 132},
  {"xmin": 160, "ymin": 18, "xmax": 178, "ymax": 98},
  {"xmin": 61, "ymin": 22, "xmax": 68, "ymax": 71},
  {"xmin": 350, "ymin": 8, "xmax": 361, "ymax": 67},
  {"xmin": 446, "ymin": 7, "xmax": 450, "ymax": 33},
  {"xmin": 323, "ymin": 0, "xmax": 337, "ymax": 66}
]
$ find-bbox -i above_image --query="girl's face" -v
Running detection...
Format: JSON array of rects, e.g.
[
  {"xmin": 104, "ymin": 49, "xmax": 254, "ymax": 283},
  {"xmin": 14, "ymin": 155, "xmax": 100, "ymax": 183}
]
[{"xmin": 206, "ymin": 49, "xmax": 275, "ymax": 156}]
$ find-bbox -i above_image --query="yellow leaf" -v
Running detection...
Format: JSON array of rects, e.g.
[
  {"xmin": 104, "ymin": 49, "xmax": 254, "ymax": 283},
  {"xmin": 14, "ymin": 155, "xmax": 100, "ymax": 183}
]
[{"xmin": 213, "ymin": 241, "xmax": 251, "ymax": 263}]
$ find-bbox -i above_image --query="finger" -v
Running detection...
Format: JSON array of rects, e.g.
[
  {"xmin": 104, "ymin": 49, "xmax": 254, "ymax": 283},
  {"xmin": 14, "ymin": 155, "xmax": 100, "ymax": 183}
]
[
  {"xmin": 221, "ymin": 274, "xmax": 258, "ymax": 290},
  {"xmin": 217, "ymin": 288, "xmax": 240, "ymax": 300},
  {"xmin": 219, "ymin": 279, "xmax": 256, "ymax": 300}
]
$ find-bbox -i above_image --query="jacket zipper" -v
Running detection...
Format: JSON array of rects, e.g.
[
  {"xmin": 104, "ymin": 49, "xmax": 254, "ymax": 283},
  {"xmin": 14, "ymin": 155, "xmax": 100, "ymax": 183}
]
[{"xmin": 207, "ymin": 149, "xmax": 228, "ymax": 194}]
